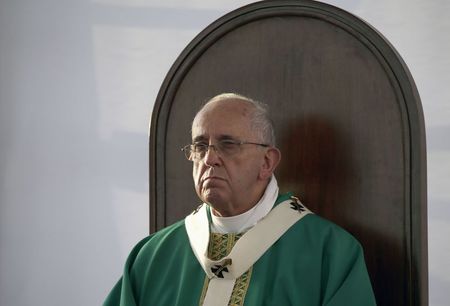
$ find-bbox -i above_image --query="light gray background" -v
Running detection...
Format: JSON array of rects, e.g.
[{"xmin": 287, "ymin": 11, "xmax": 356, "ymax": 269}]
[{"xmin": 0, "ymin": 0, "xmax": 448, "ymax": 305}]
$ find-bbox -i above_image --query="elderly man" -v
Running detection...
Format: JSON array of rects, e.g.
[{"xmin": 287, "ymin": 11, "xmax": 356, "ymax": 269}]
[{"xmin": 104, "ymin": 93, "xmax": 376, "ymax": 306}]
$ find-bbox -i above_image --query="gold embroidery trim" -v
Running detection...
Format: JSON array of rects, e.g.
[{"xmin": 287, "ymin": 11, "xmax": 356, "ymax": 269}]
[{"xmin": 198, "ymin": 233, "xmax": 253, "ymax": 306}]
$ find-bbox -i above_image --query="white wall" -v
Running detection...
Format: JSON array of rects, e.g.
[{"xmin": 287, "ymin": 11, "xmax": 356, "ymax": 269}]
[{"xmin": 0, "ymin": 1, "xmax": 448, "ymax": 305}]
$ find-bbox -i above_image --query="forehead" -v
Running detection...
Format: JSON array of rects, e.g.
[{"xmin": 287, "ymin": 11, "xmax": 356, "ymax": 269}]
[{"xmin": 192, "ymin": 99, "xmax": 255, "ymax": 140}]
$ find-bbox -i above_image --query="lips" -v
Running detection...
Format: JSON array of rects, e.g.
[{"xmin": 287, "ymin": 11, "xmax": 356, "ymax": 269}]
[
  {"xmin": 202, "ymin": 176, "xmax": 225, "ymax": 183},
  {"xmin": 201, "ymin": 174, "xmax": 228, "ymax": 188}
]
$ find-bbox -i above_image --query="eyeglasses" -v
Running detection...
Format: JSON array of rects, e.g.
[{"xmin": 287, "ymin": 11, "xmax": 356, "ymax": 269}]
[{"xmin": 181, "ymin": 139, "xmax": 269, "ymax": 161}]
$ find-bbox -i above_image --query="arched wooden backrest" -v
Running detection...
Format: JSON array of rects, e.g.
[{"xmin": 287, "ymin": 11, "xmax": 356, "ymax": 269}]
[{"xmin": 149, "ymin": 1, "xmax": 427, "ymax": 305}]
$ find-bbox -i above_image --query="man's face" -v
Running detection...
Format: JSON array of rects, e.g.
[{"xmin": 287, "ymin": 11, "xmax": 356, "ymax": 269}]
[{"xmin": 191, "ymin": 99, "xmax": 268, "ymax": 216}]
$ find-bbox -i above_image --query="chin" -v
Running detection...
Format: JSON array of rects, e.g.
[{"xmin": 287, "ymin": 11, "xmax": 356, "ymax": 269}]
[{"xmin": 202, "ymin": 191, "xmax": 226, "ymax": 207}]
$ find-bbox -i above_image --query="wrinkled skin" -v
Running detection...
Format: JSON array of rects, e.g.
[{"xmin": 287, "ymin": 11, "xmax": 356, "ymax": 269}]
[{"xmin": 191, "ymin": 98, "xmax": 280, "ymax": 217}]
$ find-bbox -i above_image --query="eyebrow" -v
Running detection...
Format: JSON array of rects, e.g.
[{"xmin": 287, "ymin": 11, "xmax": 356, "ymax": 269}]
[
  {"xmin": 192, "ymin": 134, "xmax": 237, "ymax": 143},
  {"xmin": 192, "ymin": 135, "xmax": 207, "ymax": 143},
  {"xmin": 218, "ymin": 135, "xmax": 237, "ymax": 141}
]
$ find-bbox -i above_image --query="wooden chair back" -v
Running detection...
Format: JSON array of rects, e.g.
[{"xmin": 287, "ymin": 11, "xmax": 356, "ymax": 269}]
[{"xmin": 149, "ymin": 1, "xmax": 427, "ymax": 305}]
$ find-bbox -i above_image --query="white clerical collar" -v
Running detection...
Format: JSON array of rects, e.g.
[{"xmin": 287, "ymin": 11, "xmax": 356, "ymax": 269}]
[{"xmin": 210, "ymin": 175, "xmax": 279, "ymax": 234}]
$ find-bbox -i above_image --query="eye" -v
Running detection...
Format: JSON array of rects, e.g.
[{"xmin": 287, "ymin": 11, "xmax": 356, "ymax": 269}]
[
  {"xmin": 220, "ymin": 139, "xmax": 237, "ymax": 147},
  {"xmin": 218, "ymin": 140, "xmax": 240, "ymax": 155},
  {"xmin": 193, "ymin": 143, "xmax": 208, "ymax": 153}
]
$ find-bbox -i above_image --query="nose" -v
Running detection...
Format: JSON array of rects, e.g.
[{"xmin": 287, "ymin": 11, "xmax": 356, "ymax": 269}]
[{"xmin": 204, "ymin": 145, "xmax": 222, "ymax": 167}]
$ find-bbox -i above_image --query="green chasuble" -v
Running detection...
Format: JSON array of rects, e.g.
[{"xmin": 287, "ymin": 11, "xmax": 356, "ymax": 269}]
[{"xmin": 104, "ymin": 194, "xmax": 376, "ymax": 306}]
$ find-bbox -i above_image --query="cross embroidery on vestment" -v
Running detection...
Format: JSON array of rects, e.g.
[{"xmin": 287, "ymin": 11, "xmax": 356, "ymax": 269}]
[
  {"xmin": 210, "ymin": 265, "xmax": 229, "ymax": 278},
  {"xmin": 290, "ymin": 196, "xmax": 305, "ymax": 212}
]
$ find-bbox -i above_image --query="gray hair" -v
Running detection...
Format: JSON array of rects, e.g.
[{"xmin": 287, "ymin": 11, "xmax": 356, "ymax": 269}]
[{"xmin": 195, "ymin": 93, "xmax": 276, "ymax": 146}]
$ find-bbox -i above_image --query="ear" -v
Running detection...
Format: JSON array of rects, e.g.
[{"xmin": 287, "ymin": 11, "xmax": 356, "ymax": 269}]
[{"xmin": 259, "ymin": 147, "xmax": 281, "ymax": 180}]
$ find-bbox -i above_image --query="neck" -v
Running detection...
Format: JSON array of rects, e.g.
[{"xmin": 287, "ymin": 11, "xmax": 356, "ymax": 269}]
[
  {"xmin": 211, "ymin": 180, "xmax": 269, "ymax": 217},
  {"xmin": 209, "ymin": 175, "xmax": 279, "ymax": 233},
  {"xmin": 210, "ymin": 196, "xmax": 261, "ymax": 217}
]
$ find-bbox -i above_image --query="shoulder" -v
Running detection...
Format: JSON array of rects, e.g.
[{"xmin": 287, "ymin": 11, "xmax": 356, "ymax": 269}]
[
  {"xmin": 140, "ymin": 219, "xmax": 187, "ymax": 250},
  {"xmin": 126, "ymin": 219, "xmax": 188, "ymax": 265},
  {"xmin": 297, "ymin": 213, "xmax": 352, "ymax": 235},
  {"xmin": 274, "ymin": 194, "xmax": 362, "ymax": 250},
  {"xmin": 149, "ymin": 219, "xmax": 187, "ymax": 240},
  {"xmin": 287, "ymin": 212, "xmax": 363, "ymax": 253},
  {"xmin": 276, "ymin": 194, "xmax": 359, "ymax": 244}
]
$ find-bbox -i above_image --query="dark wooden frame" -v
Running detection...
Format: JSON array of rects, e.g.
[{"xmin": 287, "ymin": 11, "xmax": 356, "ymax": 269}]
[{"xmin": 149, "ymin": 1, "xmax": 427, "ymax": 305}]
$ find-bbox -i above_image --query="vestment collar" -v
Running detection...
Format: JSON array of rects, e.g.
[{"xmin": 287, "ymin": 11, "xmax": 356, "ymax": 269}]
[{"xmin": 185, "ymin": 192, "xmax": 311, "ymax": 306}]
